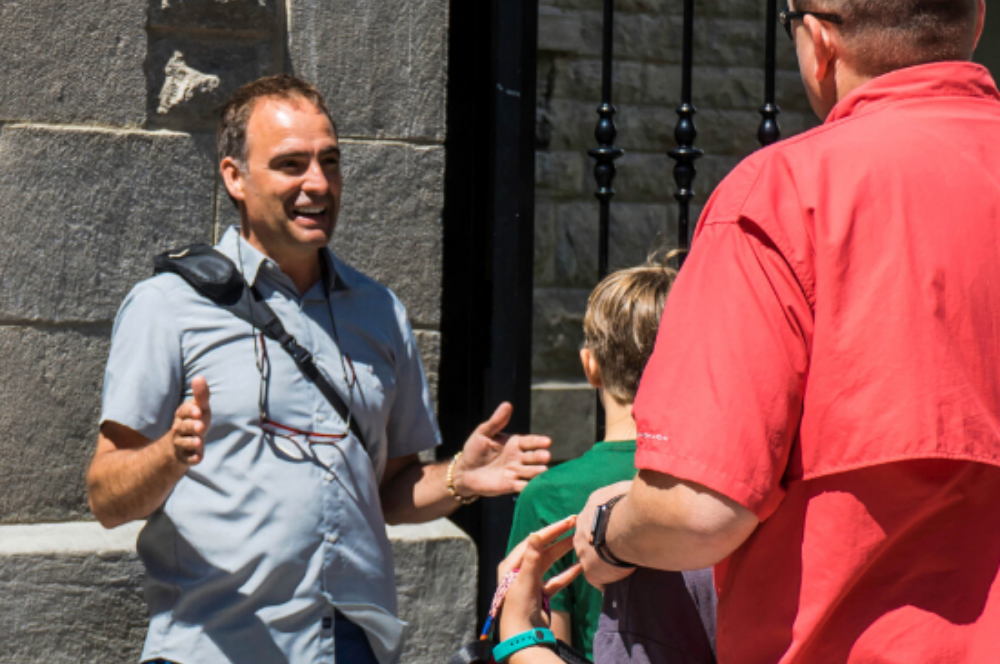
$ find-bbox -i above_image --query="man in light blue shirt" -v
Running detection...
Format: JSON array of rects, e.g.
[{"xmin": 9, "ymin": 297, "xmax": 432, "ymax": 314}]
[{"xmin": 86, "ymin": 75, "xmax": 551, "ymax": 664}]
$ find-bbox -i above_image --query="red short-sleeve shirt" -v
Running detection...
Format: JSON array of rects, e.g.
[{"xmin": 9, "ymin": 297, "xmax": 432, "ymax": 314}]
[{"xmin": 634, "ymin": 62, "xmax": 1000, "ymax": 663}]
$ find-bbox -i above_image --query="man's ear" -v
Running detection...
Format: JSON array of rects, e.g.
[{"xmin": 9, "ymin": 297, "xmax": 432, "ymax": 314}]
[
  {"xmin": 580, "ymin": 348, "xmax": 603, "ymax": 389},
  {"xmin": 803, "ymin": 14, "xmax": 837, "ymax": 82},
  {"xmin": 973, "ymin": 0, "xmax": 986, "ymax": 52},
  {"xmin": 220, "ymin": 157, "xmax": 246, "ymax": 204}
]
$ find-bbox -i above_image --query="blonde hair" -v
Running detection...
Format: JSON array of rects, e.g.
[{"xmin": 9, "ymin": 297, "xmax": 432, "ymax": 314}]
[{"xmin": 583, "ymin": 250, "xmax": 683, "ymax": 404}]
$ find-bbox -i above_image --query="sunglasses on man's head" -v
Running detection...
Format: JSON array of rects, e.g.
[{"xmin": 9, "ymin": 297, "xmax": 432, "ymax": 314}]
[{"xmin": 779, "ymin": 7, "xmax": 843, "ymax": 40}]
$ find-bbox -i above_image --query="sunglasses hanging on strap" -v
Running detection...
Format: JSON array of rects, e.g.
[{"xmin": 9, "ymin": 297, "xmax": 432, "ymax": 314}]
[{"xmin": 153, "ymin": 244, "xmax": 370, "ymax": 461}]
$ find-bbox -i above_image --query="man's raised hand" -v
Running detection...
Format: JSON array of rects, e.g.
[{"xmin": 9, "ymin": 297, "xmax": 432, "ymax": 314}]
[
  {"xmin": 167, "ymin": 376, "xmax": 211, "ymax": 466},
  {"xmin": 455, "ymin": 402, "xmax": 551, "ymax": 497}
]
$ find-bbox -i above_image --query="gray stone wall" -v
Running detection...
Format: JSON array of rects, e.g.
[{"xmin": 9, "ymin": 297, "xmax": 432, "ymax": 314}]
[
  {"xmin": 531, "ymin": 0, "xmax": 819, "ymax": 459},
  {"xmin": 0, "ymin": 0, "xmax": 462, "ymax": 661}
]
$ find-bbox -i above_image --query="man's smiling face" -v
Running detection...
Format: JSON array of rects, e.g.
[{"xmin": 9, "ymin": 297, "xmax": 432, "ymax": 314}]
[{"xmin": 236, "ymin": 95, "xmax": 342, "ymax": 258}]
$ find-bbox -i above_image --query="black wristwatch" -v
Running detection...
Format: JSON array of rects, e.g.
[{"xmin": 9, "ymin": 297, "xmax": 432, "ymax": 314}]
[{"xmin": 589, "ymin": 494, "xmax": 636, "ymax": 569}]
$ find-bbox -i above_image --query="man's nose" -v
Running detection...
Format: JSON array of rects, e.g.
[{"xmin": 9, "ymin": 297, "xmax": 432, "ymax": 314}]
[{"xmin": 301, "ymin": 159, "xmax": 330, "ymax": 196}]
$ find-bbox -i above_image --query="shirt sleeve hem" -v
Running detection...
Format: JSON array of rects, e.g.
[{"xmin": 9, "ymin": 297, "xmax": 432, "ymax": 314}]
[{"xmin": 635, "ymin": 443, "xmax": 783, "ymax": 520}]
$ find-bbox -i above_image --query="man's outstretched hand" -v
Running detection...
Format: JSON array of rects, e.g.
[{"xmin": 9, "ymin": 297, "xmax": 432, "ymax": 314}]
[
  {"xmin": 456, "ymin": 402, "xmax": 551, "ymax": 497},
  {"xmin": 166, "ymin": 376, "xmax": 212, "ymax": 466}
]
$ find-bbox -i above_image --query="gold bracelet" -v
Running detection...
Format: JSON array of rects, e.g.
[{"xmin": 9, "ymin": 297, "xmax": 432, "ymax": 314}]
[{"xmin": 447, "ymin": 452, "xmax": 479, "ymax": 505}]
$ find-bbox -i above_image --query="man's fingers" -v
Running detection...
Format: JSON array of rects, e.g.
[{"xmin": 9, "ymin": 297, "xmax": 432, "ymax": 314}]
[
  {"xmin": 476, "ymin": 402, "xmax": 513, "ymax": 439},
  {"xmin": 191, "ymin": 376, "xmax": 211, "ymax": 413},
  {"xmin": 516, "ymin": 435, "xmax": 552, "ymax": 451}
]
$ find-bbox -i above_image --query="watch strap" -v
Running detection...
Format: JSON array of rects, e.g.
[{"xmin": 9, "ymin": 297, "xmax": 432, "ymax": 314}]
[
  {"xmin": 592, "ymin": 494, "xmax": 636, "ymax": 569},
  {"xmin": 493, "ymin": 627, "xmax": 557, "ymax": 662}
]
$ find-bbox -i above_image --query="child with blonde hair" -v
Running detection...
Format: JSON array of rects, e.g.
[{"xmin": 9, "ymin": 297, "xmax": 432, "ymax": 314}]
[{"xmin": 506, "ymin": 255, "xmax": 715, "ymax": 663}]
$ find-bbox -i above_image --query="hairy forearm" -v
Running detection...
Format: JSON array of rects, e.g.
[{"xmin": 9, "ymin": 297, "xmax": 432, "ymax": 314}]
[
  {"xmin": 87, "ymin": 432, "xmax": 187, "ymax": 529},
  {"xmin": 380, "ymin": 459, "xmax": 464, "ymax": 525},
  {"xmin": 607, "ymin": 470, "xmax": 759, "ymax": 571}
]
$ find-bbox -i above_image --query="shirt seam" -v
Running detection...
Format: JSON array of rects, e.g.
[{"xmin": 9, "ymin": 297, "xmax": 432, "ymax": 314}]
[{"xmin": 636, "ymin": 436, "xmax": 770, "ymax": 506}]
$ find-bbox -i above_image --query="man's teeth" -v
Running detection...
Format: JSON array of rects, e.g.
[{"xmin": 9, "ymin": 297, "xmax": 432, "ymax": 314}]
[{"xmin": 295, "ymin": 207, "xmax": 326, "ymax": 215}]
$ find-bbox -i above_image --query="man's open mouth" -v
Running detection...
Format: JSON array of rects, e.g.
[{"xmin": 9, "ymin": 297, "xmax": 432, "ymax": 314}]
[{"xmin": 293, "ymin": 206, "xmax": 327, "ymax": 222}]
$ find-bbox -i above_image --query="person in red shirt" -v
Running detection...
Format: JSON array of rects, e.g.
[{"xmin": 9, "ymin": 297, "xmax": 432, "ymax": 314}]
[{"xmin": 571, "ymin": 0, "xmax": 1000, "ymax": 662}]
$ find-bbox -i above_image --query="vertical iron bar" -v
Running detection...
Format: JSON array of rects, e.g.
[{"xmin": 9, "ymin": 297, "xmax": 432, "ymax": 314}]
[
  {"xmin": 759, "ymin": 0, "xmax": 781, "ymax": 146},
  {"xmin": 589, "ymin": 0, "xmax": 624, "ymax": 441},
  {"xmin": 668, "ymin": 0, "xmax": 703, "ymax": 252}
]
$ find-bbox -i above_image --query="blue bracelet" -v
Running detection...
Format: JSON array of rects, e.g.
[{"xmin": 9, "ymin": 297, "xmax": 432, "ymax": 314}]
[{"xmin": 493, "ymin": 627, "xmax": 557, "ymax": 662}]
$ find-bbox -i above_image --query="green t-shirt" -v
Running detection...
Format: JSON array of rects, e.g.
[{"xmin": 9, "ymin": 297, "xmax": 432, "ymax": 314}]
[{"xmin": 506, "ymin": 440, "xmax": 637, "ymax": 660}]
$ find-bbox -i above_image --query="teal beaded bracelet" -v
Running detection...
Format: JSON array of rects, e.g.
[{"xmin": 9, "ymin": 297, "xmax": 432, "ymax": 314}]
[{"xmin": 492, "ymin": 627, "xmax": 557, "ymax": 662}]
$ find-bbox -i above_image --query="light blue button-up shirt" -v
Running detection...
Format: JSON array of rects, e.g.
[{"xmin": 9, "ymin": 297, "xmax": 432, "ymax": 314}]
[{"xmin": 100, "ymin": 227, "xmax": 441, "ymax": 664}]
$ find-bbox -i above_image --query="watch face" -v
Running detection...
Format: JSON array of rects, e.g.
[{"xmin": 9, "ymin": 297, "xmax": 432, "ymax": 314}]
[{"xmin": 590, "ymin": 504, "xmax": 605, "ymax": 542}]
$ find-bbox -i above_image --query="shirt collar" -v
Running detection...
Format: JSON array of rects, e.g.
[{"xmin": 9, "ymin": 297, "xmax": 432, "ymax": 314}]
[
  {"xmin": 215, "ymin": 226, "xmax": 351, "ymax": 293},
  {"xmin": 825, "ymin": 61, "xmax": 1000, "ymax": 124}
]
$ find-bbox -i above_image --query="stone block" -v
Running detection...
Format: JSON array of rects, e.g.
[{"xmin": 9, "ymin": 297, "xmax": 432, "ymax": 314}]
[
  {"xmin": 535, "ymin": 202, "xmax": 558, "ymax": 287},
  {"xmin": 543, "ymin": 98, "xmax": 600, "ymax": 151},
  {"xmin": 531, "ymin": 382, "xmax": 597, "ymax": 462},
  {"xmin": 289, "ymin": 0, "xmax": 448, "ymax": 142},
  {"xmin": 0, "ymin": 0, "xmax": 147, "ymax": 127},
  {"xmin": 147, "ymin": 34, "xmax": 275, "ymax": 130},
  {"xmin": 696, "ymin": 108, "xmax": 765, "ymax": 158},
  {"xmin": 532, "ymin": 287, "xmax": 589, "ymax": 380},
  {"xmin": 0, "ymin": 126, "xmax": 215, "ymax": 323},
  {"xmin": 536, "ymin": 150, "xmax": 586, "ymax": 199},
  {"xmin": 615, "ymin": 152, "xmax": 674, "ymax": 203},
  {"xmin": 580, "ymin": 12, "xmax": 680, "ymax": 63},
  {"xmin": 0, "ymin": 519, "xmax": 476, "ymax": 664},
  {"xmin": 391, "ymin": 520, "xmax": 478, "ymax": 664},
  {"xmin": 550, "ymin": 57, "xmax": 645, "ymax": 105},
  {"xmin": 149, "ymin": 0, "xmax": 278, "ymax": 33},
  {"xmin": 554, "ymin": 202, "xmax": 671, "ymax": 288},
  {"xmin": 616, "ymin": 104, "xmax": 674, "ymax": 153},
  {"xmin": 414, "ymin": 330, "xmax": 441, "ymax": 408},
  {"xmin": 332, "ymin": 141, "xmax": 444, "ymax": 328},
  {"xmin": 0, "ymin": 326, "xmax": 109, "ymax": 524},
  {"xmin": 0, "ymin": 523, "xmax": 148, "ymax": 664},
  {"xmin": 539, "ymin": 6, "xmax": 587, "ymax": 54}
]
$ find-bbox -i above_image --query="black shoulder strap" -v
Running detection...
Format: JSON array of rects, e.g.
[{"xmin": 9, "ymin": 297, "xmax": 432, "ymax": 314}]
[{"xmin": 154, "ymin": 245, "xmax": 370, "ymax": 458}]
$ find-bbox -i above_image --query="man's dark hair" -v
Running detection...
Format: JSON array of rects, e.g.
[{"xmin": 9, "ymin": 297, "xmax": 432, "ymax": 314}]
[
  {"xmin": 217, "ymin": 74, "xmax": 337, "ymax": 168},
  {"xmin": 796, "ymin": 0, "xmax": 979, "ymax": 77}
]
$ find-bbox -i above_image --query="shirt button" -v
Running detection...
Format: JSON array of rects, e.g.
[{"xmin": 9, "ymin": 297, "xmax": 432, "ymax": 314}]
[
  {"xmin": 317, "ymin": 413, "xmax": 326, "ymax": 422},
  {"xmin": 325, "ymin": 533, "xmax": 339, "ymax": 544},
  {"xmin": 323, "ymin": 474, "xmax": 334, "ymax": 483}
]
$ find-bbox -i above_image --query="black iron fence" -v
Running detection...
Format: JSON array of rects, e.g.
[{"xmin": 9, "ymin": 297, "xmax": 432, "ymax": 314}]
[{"xmin": 590, "ymin": 0, "xmax": 783, "ymax": 264}]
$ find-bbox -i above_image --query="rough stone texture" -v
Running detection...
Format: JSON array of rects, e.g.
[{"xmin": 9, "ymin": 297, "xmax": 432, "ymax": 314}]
[
  {"xmin": 391, "ymin": 520, "xmax": 478, "ymax": 664},
  {"xmin": 333, "ymin": 141, "xmax": 445, "ymax": 328},
  {"xmin": 532, "ymin": 1, "xmax": 821, "ymax": 443},
  {"xmin": 533, "ymin": 288, "xmax": 589, "ymax": 380},
  {"xmin": 147, "ymin": 34, "xmax": 275, "ymax": 130},
  {"xmin": 0, "ymin": 520, "xmax": 474, "ymax": 664},
  {"xmin": 0, "ymin": 0, "xmax": 147, "ymax": 127},
  {"xmin": 149, "ymin": 0, "xmax": 279, "ymax": 33},
  {"xmin": 0, "ymin": 326, "xmax": 109, "ymax": 524},
  {"xmin": 0, "ymin": 125, "xmax": 215, "ymax": 324},
  {"xmin": 289, "ymin": 0, "xmax": 448, "ymax": 141},
  {"xmin": 531, "ymin": 383, "xmax": 596, "ymax": 462},
  {"xmin": 414, "ymin": 330, "xmax": 441, "ymax": 409}
]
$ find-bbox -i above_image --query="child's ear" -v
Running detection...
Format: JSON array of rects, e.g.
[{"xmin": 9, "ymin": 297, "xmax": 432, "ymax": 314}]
[{"xmin": 580, "ymin": 348, "xmax": 602, "ymax": 389}]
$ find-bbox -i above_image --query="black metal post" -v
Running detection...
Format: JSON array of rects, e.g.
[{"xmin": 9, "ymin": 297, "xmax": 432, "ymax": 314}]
[
  {"xmin": 439, "ymin": 0, "xmax": 538, "ymax": 624},
  {"xmin": 668, "ymin": 0, "xmax": 703, "ymax": 252},
  {"xmin": 759, "ymin": 0, "xmax": 781, "ymax": 146},
  {"xmin": 589, "ymin": 0, "xmax": 624, "ymax": 442}
]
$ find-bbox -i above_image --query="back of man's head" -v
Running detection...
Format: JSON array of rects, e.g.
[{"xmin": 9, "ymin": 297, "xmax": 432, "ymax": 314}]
[
  {"xmin": 583, "ymin": 254, "xmax": 680, "ymax": 405},
  {"xmin": 796, "ymin": 0, "xmax": 980, "ymax": 77}
]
